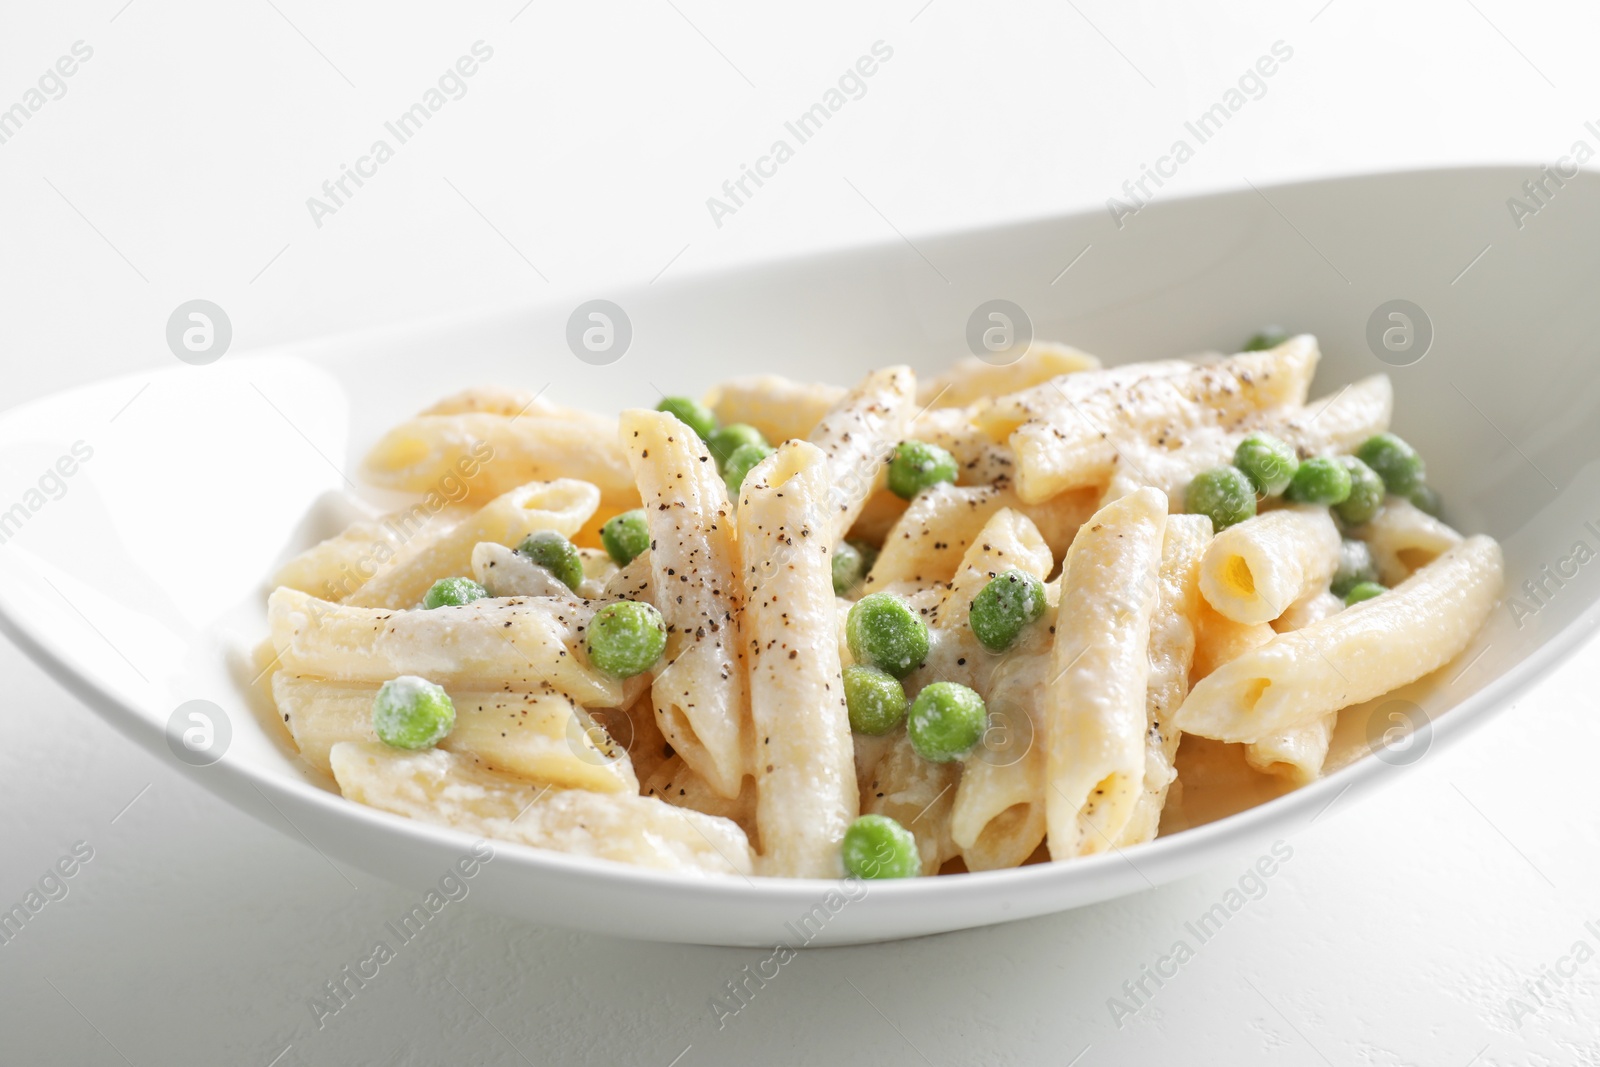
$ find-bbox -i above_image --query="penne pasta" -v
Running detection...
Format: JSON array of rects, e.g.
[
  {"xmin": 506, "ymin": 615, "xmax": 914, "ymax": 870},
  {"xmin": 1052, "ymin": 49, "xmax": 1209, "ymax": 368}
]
[
  {"xmin": 737, "ymin": 441, "xmax": 859, "ymax": 877},
  {"xmin": 1117, "ymin": 513, "xmax": 1211, "ymax": 847},
  {"xmin": 1007, "ymin": 339, "xmax": 1319, "ymax": 504},
  {"xmin": 643, "ymin": 755, "xmax": 760, "ymax": 846},
  {"xmin": 1247, "ymin": 582, "xmax": 1343, "ymax": 782},
  {"xmin": 1352, "ymin": 497, "xmax": 1464, "ymax": 585},
  {"xmin": 1172, "ymin": 536, "xmax": 1503, "ymax": 742},
  {"xmin": 807, "ymin": 366, "xmax": 916, "ymax": 541},
  {"xmin": 267, "ymin": 587, "xmax": 627, "ymax": 709},
  {"xmin": 330, "ymin": 742, "xmax": 753, "ymax": 876},
  {"xmin": 272, "ymin": 503, "xmax": 469, "ymax": 603},
  {"xmin": 704, "ymin": 375, "xmax": 845, "ymax": 445},
  {"xmin": 860, "ymin": 731, "xmax": 960, "ymax": 876},
  {"xmin": 1244, "ymin": 715, "xmax": 1336, "ymax": 785},
  {"xmin": 275, "ymin": 673, "xmax": 637, "ymax": 794},
  {"xmin": 261, "ymin": 335, "xmax": 1502, "ymax": 880},
  {"xmin": 620, "ymin": 409, "xmax": 751, "ymax": 799},
  {"xmin": 346, "ymin": 480, "xmax": 599, "ymax": 610},
  {"xmin": 1191, "ymin": 600, "xmax": 1277, "ymax": 683},
  {"xmin": 1198, "ymin": 505, "xmax": 1341, "ymax": 625},
  {"xmin": 918, "ymin": 343, "xmax": 1101, "ymax": 409},
  {"xmin": 363, "ymin": 409, "xmax": 639, "ymax": 511},
  {"xmin": 471, "ymin": 541, "xmax": 612, "ymax": 601},
  {"xmin": 1046, "ymin": 487, "xmax": 1168, "ymax": 859}
]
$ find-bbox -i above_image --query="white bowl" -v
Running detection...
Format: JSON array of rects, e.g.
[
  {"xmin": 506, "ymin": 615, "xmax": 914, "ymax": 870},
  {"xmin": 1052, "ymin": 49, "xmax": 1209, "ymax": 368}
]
[{"xmin": 5, "ymin": 166, "xmax": 1599, "ymax": 946}]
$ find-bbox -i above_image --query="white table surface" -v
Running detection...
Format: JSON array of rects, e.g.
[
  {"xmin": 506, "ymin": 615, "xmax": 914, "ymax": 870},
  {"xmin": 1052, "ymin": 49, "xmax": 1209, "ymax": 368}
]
[{"xmin": 4, "ymin": 1, "xmax": 1599, "ymax": 1063}]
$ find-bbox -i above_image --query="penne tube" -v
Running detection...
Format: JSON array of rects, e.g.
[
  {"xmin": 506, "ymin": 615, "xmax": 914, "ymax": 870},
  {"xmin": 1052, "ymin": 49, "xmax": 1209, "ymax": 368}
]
[
  {"xmin": 274, "ymin": 674, "xmax": 637, "ymax": 794},
  {"xmin": 972, "ymin": 358, "xmax": 1195, "ymax": 443},
  {"xmin": 1008, "ymin": 340, "xmax": 1319, "ymax": 504},
  {"xmin": 704, "ymin": 375, "xmax": 845, "ymax": 445},
  {"xmin": 329, "ymin": 743, "xmax": 753, "ymax": 877},
  {"xmin": 1096, "ymin": 376, "xmax": 1392, "ymax": 510},
  {"xmin": 807, "ymin": 366, "xmax": 916, "ymax": 541},
  {"xmin": 1352, "ymin": 497, "xmax": 1464, "ymax": 585},
  {"xmin": 860, "ymin": 731, "xmax": 960, "ymax": 876},
  {"xmin": 272, "ymin": 504, "xmax": 469, "ymax": 603},
  {"xmin": 471, "ymin": 541, "xmax": 611, "ymax": 601},
  {"xmin": 1272, "ymin": 589, "xmax": 1345, "ymax": 633},
  {"xmin": 1171, "ymin": 536, "xmax": 1503, "ymax": 742},
  {"xmin": 346, "ymin": 480, "xmax": 599, "ymax": 610},
  {"xmin": 1248, "ymin": 579, "xmax": 1343, "ymax": 782},
  {"xmin": 1191, "ymin": 600, "xmax": 1276, "ymax": 682},
  {"xmin": 643, "ymin": 755, "xmax": 759, "ymax": 845},
  {"xmin": 906, "ymin": 406, "xmax": 1017, "ymax": 486},
  {"xmin": 612, "ymin": 688, "xmax": 672, "ymax": 786},
  {"xmin": 1198, "ymin": 505, "xmax": 1341, "ymax": 625},
  {"xmin": 362, "ymin": 410, "xmax": 640, "ymax": 511},
  {"xmin": 620, "ymin": 409, "xmax": 751, "ymax": 799},
  {"xmin": 1270, "ymin": 374, "xmax": 1393, "ymax": 455},
  {"xmin": 1244, "ymin": 714, "xmax": 1336, "ymax": 785},
  {"xmin": 917, "ymin": 343, "xmax": 1101, "ymax": 409},
  {"xmin": 863, "ymin": 483, "xmax": 1095, "ymax": 594},
  {"xmin": 267, "ymin": 587, "xmax": 626, "ymax": 709},
  {"xmin": 950, "ymin": 741, "xmax": 1046, "ymax": 872},
  {"xmin": 737, "ymin": 441, "xmax": 859, "ymax": 877},
  {"xmin": 1046, "ymin": 486, "xmax": 1168, "ymax": 859},
  {"xmin": 1117, "ymin": 513, "xmax": 1211, "ymax": 847}
]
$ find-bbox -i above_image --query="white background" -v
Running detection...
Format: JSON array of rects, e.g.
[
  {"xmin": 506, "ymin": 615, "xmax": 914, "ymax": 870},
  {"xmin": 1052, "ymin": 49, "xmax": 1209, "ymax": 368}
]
[{"xmin": 4, "ymin": 1, "xmax": 1600, "ymax": 1063}]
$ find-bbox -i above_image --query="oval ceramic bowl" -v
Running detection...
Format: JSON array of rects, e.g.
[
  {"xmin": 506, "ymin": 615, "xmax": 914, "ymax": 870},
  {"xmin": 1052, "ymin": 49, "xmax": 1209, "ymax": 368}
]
[{"xmin": 4, "ymin": 166, "xmax": 1600, "ymax": 946}]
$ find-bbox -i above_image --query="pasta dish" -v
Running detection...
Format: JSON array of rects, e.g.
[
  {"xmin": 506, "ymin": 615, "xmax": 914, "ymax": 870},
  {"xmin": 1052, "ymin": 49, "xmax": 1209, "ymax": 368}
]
[{"xmin": 259, "ymin": 333, "xmax": 1502, "ymax": 880}]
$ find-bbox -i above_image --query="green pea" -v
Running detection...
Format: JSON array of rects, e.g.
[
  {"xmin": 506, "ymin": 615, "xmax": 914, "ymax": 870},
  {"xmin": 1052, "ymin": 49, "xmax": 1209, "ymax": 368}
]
[
  {"xmin": 887, "ymin": 440, "xmax": 958, "ymax": 500},
  {"xmin": 422, "ymin": 576, "xmax": 487, "ymax": 609},
  {"xmin": 1285, "ymin": 456, "xmax": 1352, "ymax": 506},
  {"xmin": 1342, "ymin": 581, "xmax": 1386, "ymax": 606},
  {"xmin": 1234, "ymin": 433, "xmax": 1299, "ymax": 496},
  {"xmin": 1333, "ymin": 455, "xmax": 1385, "ymax": 526},
  {"xmin": 656, "ymin": 396, "xmax": 717, "ymax": 441},
  {"xmin": 832, "ymin": 540, "xmax": 868, "ymax": 597},
  {"xmin": 1241, "ymin": 328, "xmax": 1289, "ymax": 352},
  {"xmin": 1331, "ymin": 538, "xmax": 1379, "ymax": 597},
  {"xmin": 845, "ymin": 592, "xmax": 929, "ymax": 678},
  {"xmin": 516, "ymin": 531, "xmax": 584, "ymax": 592},
  {"xmin": 722, "ymin": 441, "xmax": 774, "ymax": 498},
  {"xmin": 843, "ymin": 664, "xmax": 907, "ymax": 736},
  {"xmin": 708, "ymin": 423, "xmax": 767, "ymax": 468},
  {"xmin": 1356, "ymin": 432, "xmax": 1426, "ymax": 496},
  {"xmin": 841, "ymin": 814, "xmax": 920, "ymax": 879},
  {"xmin": 969, "ymin": 569, "xmax": 1048, "ymax": 653},
  {"xmin": 1409, "ymin": 484, "xmax": 1442, "ymax": 518},
  {"xmin": 372, "ymin": 676, "xmax": 456, "ymax": 750},
  {"xmin": 600, "ymin": 509, "xmax": 651, "ymax": 567},
  {"xmin": 907, "ymin": 681, "xmax": 987, "ymax": 763},
  {"xmin": 1186, "ymin": 466, "xmax": 1256, "ymax": 530},
  {"xmin": 586, "ymin": 600, "xmax": 668, "ymax": 678}
]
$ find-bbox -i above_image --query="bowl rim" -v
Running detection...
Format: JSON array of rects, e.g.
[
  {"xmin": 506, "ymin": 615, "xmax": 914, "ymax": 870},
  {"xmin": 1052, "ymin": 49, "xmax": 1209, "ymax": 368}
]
[{"xmin": 2, "ymin": 162, "xmax": 1593, "ymax": 913}]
